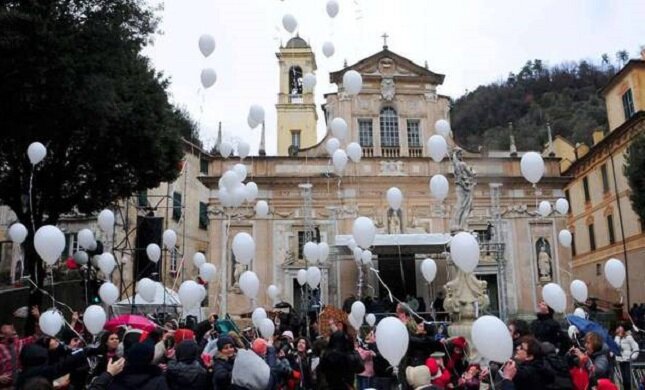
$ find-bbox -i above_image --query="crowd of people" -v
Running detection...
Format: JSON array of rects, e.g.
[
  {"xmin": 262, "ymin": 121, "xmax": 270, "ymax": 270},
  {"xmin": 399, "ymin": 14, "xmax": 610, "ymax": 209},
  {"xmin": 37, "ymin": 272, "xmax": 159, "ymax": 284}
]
[{"xmin": 0, "ymin": 300, "xmax": 643, "ymax": 390}]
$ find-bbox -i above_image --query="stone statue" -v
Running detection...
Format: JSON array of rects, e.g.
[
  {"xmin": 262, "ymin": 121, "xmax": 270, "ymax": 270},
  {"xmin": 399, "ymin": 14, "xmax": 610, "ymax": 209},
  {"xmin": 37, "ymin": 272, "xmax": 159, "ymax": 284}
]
[
  {"xmin": 387, "ymin": 208, "xmax": 402, "ymax": 234},
  {"xmin": 381, "ymin": 77, "xmax": 395, "ymax": 101},
  {"xmin": 451, "ymin": 148, "xmax": 476, "ymax": 232},
  {"xmin": 232, "ymin": 262, "xmax": 246, "ymax": 290},
  {"xmin": 443, "ymin": 270, "xmax": 490, "ymax": 322},
  {"xmin": 538, "ymin": 243, "xmax": 552, "ymax": 282}
]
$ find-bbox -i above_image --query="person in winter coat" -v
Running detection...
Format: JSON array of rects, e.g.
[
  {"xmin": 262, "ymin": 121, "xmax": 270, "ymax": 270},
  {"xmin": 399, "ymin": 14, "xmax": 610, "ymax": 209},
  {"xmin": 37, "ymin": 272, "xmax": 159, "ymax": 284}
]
[
  {"xmin": 408, "ymin": 322, "xmax": 443, "ymax": 367},
  {"xmin": 512, "ymin": 336, "xmax": 555, "ymax": 390},
  {"xmin": 355, "ymin": 331, "xmax": 376, "ymax": 390},
  {"xmin": 572, "ymin": 331, "xmax": 612, "ymax": 386},
  {"xmin": 317, "ymin": 331, "xmax": 363, "ymax": 389},
  {"xmin": 212, "ymin": 336, "xmax": 237, "ymax": 390},
  {"xmin": 530, "ymin": 302, "xmax": 563, "ymax": 348},
  {"xmin": 166, "ymin": 340, "xmax": 209, "ymax": 390},
  {"xmin": 15, "ymin": 339, "xmax": 99, "ymax": 390},
  {"xmin": 289, "ymin": 337, "xmax": 313, "ymax": 390},
  {"xmin": 96, "ymin": 341, "xmax": 168, "ymax": 390},
  {"xmin": 540, "ymin": 342, "xmax": 573, "ymax": 389},
  {"xmin": 615, "ymin": 324, "xmax": 639, "ymax": 390}
]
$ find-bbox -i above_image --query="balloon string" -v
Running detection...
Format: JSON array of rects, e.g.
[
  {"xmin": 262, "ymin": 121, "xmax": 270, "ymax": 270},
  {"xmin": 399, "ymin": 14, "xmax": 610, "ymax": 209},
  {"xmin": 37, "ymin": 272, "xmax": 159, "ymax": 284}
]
[
  {"xmin": 368, "ymin": 267, "xmax": 434, "ymax": 323},
  {"xmin": 29, "ymin": 168, "xmax": 36, "ymax": 235},
  {"xmin": 49, "ymin": 267, "xmax": 56, "ymax": 308},
  {"xmin": 23, "ymin": 276, "xmax": 74, "ymax": 314}
]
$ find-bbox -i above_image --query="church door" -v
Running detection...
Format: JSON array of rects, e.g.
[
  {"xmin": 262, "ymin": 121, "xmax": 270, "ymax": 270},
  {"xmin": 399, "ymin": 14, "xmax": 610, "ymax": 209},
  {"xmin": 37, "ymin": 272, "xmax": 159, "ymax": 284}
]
[{"xmin": 376, "ymin": 254, "xmax": 416, "ymax": 302}]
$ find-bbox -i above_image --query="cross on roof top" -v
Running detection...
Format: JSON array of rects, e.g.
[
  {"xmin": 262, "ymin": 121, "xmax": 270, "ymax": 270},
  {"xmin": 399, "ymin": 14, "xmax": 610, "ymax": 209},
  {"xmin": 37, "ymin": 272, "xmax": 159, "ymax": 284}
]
[{"xmin": 381, "ymin": 33, "xmax": 389, "ymax": 49}]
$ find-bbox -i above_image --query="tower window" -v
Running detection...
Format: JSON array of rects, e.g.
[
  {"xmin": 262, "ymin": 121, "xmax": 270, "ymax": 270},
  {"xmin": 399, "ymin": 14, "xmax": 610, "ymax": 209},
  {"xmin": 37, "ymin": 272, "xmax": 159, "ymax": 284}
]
[
  {"xmin": 582, "ymin": 177, "xmax": 590, "ymax": 203},
  {"xmin": 358, "ymin": 119, "xmax": 373, "ymax": 147},
  {"xmin": 407, "ymin": 120, "xmax": 421, "ymax": 147},
  {"xmin": 288, "ymin": 66, "xmax": 303, "ymax": 95},
  {"xmin": 291, "ymin": 130, "xmax": 301, "ymax": 148},
  {"xmin": 380, "ymin": 107, "xmax": 399, "ymax": 147},
  {"xmin": 622, "ymin": 89, "xmax": 635, "ymax": 120}
]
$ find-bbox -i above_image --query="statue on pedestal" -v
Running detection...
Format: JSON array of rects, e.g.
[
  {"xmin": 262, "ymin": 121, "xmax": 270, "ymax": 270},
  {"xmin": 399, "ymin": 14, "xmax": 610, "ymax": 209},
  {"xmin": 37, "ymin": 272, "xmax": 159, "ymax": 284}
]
[
  {"xmin": 451, "ymin": 148, "xmax": 476, "ymax": 232},
  {"xmin": 387, "ymin": 208, "xmax": 403, "ymax": 234},
  {"xmin": 537, "ymin": 239, "xmax": 552, "ymax": 282}
]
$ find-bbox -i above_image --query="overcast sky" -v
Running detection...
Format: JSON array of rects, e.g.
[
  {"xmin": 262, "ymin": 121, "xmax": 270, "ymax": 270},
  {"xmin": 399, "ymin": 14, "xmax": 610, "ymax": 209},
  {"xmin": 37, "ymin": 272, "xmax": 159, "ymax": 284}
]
[{"xmin": 144, "ymin": 0, "xmax": 645, "ymax": 155}]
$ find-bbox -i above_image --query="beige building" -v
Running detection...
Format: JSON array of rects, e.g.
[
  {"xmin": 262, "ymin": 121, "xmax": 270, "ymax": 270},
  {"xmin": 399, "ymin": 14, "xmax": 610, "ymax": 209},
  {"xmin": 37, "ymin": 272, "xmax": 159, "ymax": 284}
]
[
  {"xmin": 562, "ymin": 56, "xmax": 645, "ymax": 306},
  {"xmin": 202, "ymin": 42, "xmax": 573, "ymax": 318}
]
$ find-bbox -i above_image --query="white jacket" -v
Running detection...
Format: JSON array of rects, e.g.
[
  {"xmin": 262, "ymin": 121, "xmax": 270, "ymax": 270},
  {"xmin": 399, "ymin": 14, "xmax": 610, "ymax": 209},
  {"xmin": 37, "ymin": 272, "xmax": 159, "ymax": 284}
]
[{"xmin": 615, "ymin": 333, "xmax": 639, "ymax": 361}]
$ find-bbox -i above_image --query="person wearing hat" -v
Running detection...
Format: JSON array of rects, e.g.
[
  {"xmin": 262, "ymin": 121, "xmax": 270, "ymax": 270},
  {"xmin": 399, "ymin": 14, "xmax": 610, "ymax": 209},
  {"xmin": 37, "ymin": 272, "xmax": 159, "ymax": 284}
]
[
  {"xmin": 212, "ymin": 336, "xmax": 236, "ymax": 390},
  {"xmin": 405, "ymin": 365, "xmax": 438, "ymax": 390},
  {"xmin": 425, "ymin": 352, "xmax": 451, "ymax": 389},
  {"xmin": 166, "ymin": 340, "xmax": 208, "ymax": 390},
  {"xmin": 99, "ymin": 341, "xmax": 167, "ymax": 390},
  {"xmin": 445, "ymin": 336, "xmax": 469, "ymax": 382}
]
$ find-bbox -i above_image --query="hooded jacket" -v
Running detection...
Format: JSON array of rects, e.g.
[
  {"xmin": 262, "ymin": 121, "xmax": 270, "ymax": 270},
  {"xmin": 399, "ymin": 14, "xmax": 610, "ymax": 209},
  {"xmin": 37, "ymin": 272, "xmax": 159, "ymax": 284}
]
[
  {"xmin": 105, "ymin": 342, "xmax": 168, "ymax": 390},
  {"xmin": 166, "ymin": 341, "xmax": 209, "ymax": 390},
  {"xmin": 16, "ymin": 344, "xmax": 88, "ymax": 390}
]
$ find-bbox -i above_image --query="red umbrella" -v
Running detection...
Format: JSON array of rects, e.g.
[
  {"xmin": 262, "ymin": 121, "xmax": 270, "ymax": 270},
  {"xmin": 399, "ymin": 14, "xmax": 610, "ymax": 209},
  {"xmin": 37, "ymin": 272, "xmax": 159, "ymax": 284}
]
[{"xmin": 104, "ymin": 314, "xmax": 158, "ymax": 333}]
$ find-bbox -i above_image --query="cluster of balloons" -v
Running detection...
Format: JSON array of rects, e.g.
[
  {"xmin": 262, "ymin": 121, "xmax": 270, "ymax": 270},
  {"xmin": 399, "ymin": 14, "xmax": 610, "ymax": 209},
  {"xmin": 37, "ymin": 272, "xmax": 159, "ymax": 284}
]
[
  {"xmin": 216, "ymin": 163, "xmax": 265, "ymax": 215},
  {"xmin": 296, "ymin": 267, "xmax": 322, "ymax": 289},
  {"xmin": 426, "ymin": 120, "xmax": 452, "ymax": 202},
  {"xmin": 178, "ymin": 280, "xmax": 206, "ymax": 309},
  {"xmin": 538, "ymin": 197, "xmax": 569, "ymax": 218},
  {"xmin": 198, "ymin": 34, "xmax": 217, "ymax": 89},
  {"xmin": 40, "ymin": 305, "xmax": 107, "ymax": 337},
  {"xmin": 302, "ymin": 241, "xmax": 330, "ymax": 263},
  {"xmin": 251, "ymin": 308, "xmax": 275, "ymax": 339}
]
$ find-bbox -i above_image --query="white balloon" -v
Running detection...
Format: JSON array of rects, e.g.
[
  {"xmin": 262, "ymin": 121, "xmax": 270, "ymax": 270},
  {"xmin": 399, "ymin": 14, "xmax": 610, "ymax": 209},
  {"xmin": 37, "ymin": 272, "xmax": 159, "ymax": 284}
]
[
  {"xmin": 34, "ymin": 225, "xmax": 65, "ymax": 266},
  {"xmin": 604, "ymin": 258, "xmax": 626, "ymax": 289},
  {"xmin": 199, "ymin": 263, "xmax": 217, "ymax": 283},
  {"xmin": 237, "ymin": 141, "xmax": 251, "ymax": 159},
  {"xmin": 137, "ymin": 278, "xmax": 157, "ymax": 303},
  {"xmin": 542, "ymin": 283, "xmax": 567, "ymax": 313},
  {"xmin": 471, "ymin": 315, "xmax": 513, "ymax": 363},
  {"xmin": 375, "ymin": 317, "xmax": 409, "ymax": 367},
  {"xmin": 222, "ymin": 170, "xmax": 241, "ymax": 189},
  {"xmin": 98, "ymin": 209, "xmax": 115, "ymax": 234},
  {"xmin": 267, "ymin": 284, "xmax": 280, "ymax": 300},
  {"xmin": 27, "ymin": 142, "xmax": 47, "ymax": 165},
  {"xmin": 351, "ymin": 301, "xmax": 366, "ymax": 320},
  {"xmin": 245, "ymin": 182, "xmax": 259, "ymax": 203},
  {"xmin": 348, "ymin": 238, "xmax": 357, "ymax": 251},
  {"xmin": 326, "ymin": 0, "xmax": 339, "ymax": 17},
  {"xmin": 99, "ymin": 282, "xmax": 119, "ymax": 305},
  {"xmin": 198, "ymin": 34, "xmax": 216, "ymax": 57},
  {"xmin": 252, "ymin": 308, "xmax": 267, "ymax": 328},
  {"xmin": 247, "ymin": 115, "xmax": 260, "ymax": 129},
  {"xmin": 346, "ymin": 142, "xmax": 362, "ymax": 162},
  {"xmin": 555, "ymin": 198, "xmax": 569, "ymax": 215},
  {"xmin": 249, "ymin": 105, "xmax": 265, "ymax": 125},
  {"xmin": 296, "ymin": 269, "xmax": 307, "ymax": 286},
  {"xmin": 325, "ymin": 137, "xmax": 340, "ymax": 156},
  {"xmin": 360, "ymin": 249, "xmax": 373, "ymax": 265},
  {"xmin": 421, "ymin": 258, "xmax": 437, "ymax": 283},
  {"xmin": 365, "ymin": 313, "xmax": 376, "ymax": 327},
  {"xmin": 162, "ymin": 229, "xmax": 177, "ymax": 249},
  {"xmin": 178, "ymin": 280, "xmax": 203, "ymax": 309},
  {"xmin": 73, "ymin": 251, "xmax": 88, "ymax": 266},
  {"xmin": 353, "ymin": 217, "xmax": 376, "ymax": 249},
  {"xmin": 538, "ymin": 201, "xmax": 552, "ymax": 218},
  {"xmin": 306, "ymin": 266, "xmax": 322, "ymax": 289},
  {"xmin": 427, "ymin": 135, "xmax": 448, "ymax": 163},
  {"xmin": 239, "ymin": 271, "xmax": 260, "ymax": 299},
  {"xmin": 219, "ymin": 141, "xmax": 233, "ymax": 158},
  {"xmin": 303, "ymin": 241, "xmax": 319, "ymax": 262},
  {"xmin": 259, "ymin": 318, "xmax": 275, "ymax": 339},
  {"xmin": 429, "ymin": 174, "xmax": 450, "ymax": 201},
  {"xmin": 558, "ymin": 229, "xmax": 572, "ymax": 248},
  {"xmin": 282, "ymin": 14, "xmax": 298, "ymax": 33},
  {"xmin": 386, "ymin": 187, "xmax": 403, "ymax": 210},
  {"xmin": 322, "ymin": 41, "xmax": 335, "ymax": 58},
  {"xmin": 303, "ymin": 73, "xmax": 316, "ymax": 92},
  {"xmin": 318, "ymin": 242, "xmax": 330, "ymax": 262},
  {"xmin": 255, "ymin": 200, "xmax": 269, "ymax": 217},
  {"xmin": 353, "ymin": 247, "xmax": 363, "ymax": 263},
  {"xmin": 98, "ymin": 253, "xmax": 116, "ymax": 276},
  {"xmin": 146, "ymin": 244, "xmax": 161, "ymax": 263},
  {"xmin": 83, "ymin": 305, "xmax": 107, "ymax": 335},
  {"xmin": 343, "ymin": 70, "xmax": 363, "ymax": 95},
  {"xmin": 450, "ymin": 232, "xmax": 480, "ymax": 273},
  {"xmin": 330, "ymin": 118, "xmax": 348, "ymax": 140},
  {"xmin": 200, "ymin": 68, "xmax": 217, "ymax": 89},
  {"xmin": 78, "ymin": 229, "xmax": 95, "ymax": 250},
  {"xmin": 573, "ymin": 308, "xmax": 586, "ymax": 319},
  {"xmin": 570, "ymin": 280, "xmax": 588, "ymax": 303},
  {"xmin": 232, "ymin": 232, "xmax": 255, "ymax": 265},
  {"xmin": 233, "ymin": 163, "xmax": 247, "ymax": 181},
  {"xmin": 39, "ymin": 309, "xmax": 63, "ymax": 337},
  {"xmin": 568, "ymin": 324, "xmax": 580, "ymax": 339},
  {"xmin": 434, "ymin": 119, "xmax": 451, "ymax": 138},
  {"xmin": 349, "ymin": 313, "xmax": 362, "ymax": 330},
  {"xmin": 193, "ymin": 252, "xmax": 206, "ymax": 268},
  {"xmin": 520, "ymin": 152, "xmax": 545, "ymax": 184},
  {"xmin": 332, "ymin": 149, "xmax": 348, "ymax": 172},
  {"xmin": 8, "ymin": 223, "xmax": 27, "ymax": 244}
]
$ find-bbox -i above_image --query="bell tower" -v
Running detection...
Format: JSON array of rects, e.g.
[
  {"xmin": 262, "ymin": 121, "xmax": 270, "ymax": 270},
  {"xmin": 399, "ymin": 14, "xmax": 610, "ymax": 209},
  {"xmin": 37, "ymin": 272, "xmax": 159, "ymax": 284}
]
[{"xmin": 276, "ymin": 35, "xmax": 318, "ymax": 156}]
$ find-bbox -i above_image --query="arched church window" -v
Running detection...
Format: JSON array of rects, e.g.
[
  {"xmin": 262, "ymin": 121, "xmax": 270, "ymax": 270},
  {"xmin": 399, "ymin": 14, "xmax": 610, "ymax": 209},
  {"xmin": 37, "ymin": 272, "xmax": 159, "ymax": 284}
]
[
  {"xmin": 289, "ymin": 66, "xmax": 303, "ymax": 95},
  {"xmin": 380, "ymin": 107, "xmax": 399, "ymax": 147}
]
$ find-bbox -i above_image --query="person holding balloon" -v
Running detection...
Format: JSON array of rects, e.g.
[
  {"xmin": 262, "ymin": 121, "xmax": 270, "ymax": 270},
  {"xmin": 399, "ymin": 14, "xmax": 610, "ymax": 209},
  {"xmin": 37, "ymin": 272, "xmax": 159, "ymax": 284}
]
[{"xmin": 570, "ymin": 331, "xmax": 612, "ymax": 387}]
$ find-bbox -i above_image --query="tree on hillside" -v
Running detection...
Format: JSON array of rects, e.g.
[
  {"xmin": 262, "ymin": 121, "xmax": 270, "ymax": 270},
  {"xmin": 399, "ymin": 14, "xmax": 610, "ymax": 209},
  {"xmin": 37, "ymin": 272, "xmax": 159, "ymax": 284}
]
[
  {"xmin": 0, "ymin": 1, "xmax": 193, "ymax": 309},
  {"xmin": 625, "ymin": 135, "xmax": 645, "ymax": 221},
  {"xmin": 616, "ymin": 50, "xmax": 629, "ymax": 67}
]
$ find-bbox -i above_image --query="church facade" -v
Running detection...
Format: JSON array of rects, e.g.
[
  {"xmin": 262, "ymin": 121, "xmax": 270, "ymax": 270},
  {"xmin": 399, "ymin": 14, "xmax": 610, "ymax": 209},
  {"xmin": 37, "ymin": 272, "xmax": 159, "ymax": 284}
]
[{"xmin": 202, "ymin": 38, "xmax": 572, "ymax": 319}]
